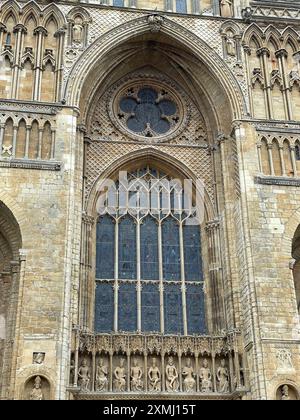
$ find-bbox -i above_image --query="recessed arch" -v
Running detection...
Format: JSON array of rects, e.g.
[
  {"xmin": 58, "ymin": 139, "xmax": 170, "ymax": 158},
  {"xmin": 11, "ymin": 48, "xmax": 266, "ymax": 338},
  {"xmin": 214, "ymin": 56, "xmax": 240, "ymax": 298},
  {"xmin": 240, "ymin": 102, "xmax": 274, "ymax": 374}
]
[
  {"xmin": 65, "ymin": 15, "xmax": 246, "ymax": 131},
  {"xmin": 0, "ymin": 200, "xmax": 22, "ymax": 399},
  {"xmin": 86, "ymin": 147, "xmax": 216, "ymax": 223}
]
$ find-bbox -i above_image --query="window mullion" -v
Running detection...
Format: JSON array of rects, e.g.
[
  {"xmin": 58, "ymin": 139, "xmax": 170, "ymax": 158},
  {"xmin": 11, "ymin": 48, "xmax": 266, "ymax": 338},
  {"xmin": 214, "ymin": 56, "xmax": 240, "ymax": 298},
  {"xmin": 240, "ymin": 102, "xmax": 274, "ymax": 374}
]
[
  {"xmin": 179, "ymin": 221, "xmax": 188, "ymax": 335},
  {"xmin": 158, "ymin": 221, "xmax": 164, "ymax": 334},
  {"xmin": 114, "ymin": 219, "xmax": 119, "ymax": 332},
  {"xmin": 137, "ymin": 220, "xmax": 141, "ymax": 332}
]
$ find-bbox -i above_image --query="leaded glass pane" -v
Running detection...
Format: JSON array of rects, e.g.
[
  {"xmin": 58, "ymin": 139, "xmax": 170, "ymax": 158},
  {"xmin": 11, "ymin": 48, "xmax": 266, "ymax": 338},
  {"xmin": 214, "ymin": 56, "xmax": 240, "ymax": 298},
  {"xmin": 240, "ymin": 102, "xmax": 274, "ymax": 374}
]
[
  {"xmin": 96, "ymin": 215, "xmax": 115, "ymax": 279},
  {"xmin": 119, "ymin": 216, "xmax": 136, "ymax": 280},
  {"xmin": 186, "ymin": 284, "xmax": 206, "ymax": 334},
  {"xmin": 141, "ymin": 216, "xmax": 159, "ymax": 280},
  {"xmin": 95, "ymin": 283, "xmax": 114, "ymax": 332},
  {"xmin": 142, "ymin": 284, "xmax": 160, "ymax": 332},
  {"xmin": 176, "ymin": 0, "xmax": 187, "ymax": 13},
  {"xmin": 183, "ymin": 224, "xmax": 203, "ymax": 281},
  {"xmin": 118, "ymin": 283, "xmax": 137, "ymax": 331},
  {"xmin": 162, "ymin": 218, "xmax": 181, "ymax": 281},
  {"xmin": 113, "ymin": 0, "xmax": 124, "ymax": 6},
  {"xmin": 164, "ymin": 284, "xmax": 183, "ymax": 334}
]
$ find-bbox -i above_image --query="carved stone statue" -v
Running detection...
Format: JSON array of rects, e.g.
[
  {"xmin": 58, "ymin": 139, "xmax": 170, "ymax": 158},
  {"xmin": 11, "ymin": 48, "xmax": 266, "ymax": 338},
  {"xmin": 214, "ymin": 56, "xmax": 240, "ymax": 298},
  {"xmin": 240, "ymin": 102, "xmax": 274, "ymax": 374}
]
[
  {"xmin": 33, "ymin": 352, "xmax": 45, "ymax": 364},
  {"xmin": 73, "ymin": 18, "xmax": 83, "ymax": 44},
  {"xmin": 96, "ymin": 358, "xmax": 108, "ymax": 392},
  {"xmin": 220, "ymin": 0, "xmax": 233, "ymax": 18},
  {"xmin": 226, "ymin": 35, "xmax": 236, "ymax": 57},
  {"xmin": 199, "ymin": 358, "xmax": 212, "ymax": 393},
  {"xmin": 78, "ymin": 359, "xmax": 90, "ymax": 391},
  {"xmin": 217, "ymin": 359, "xmax": 229, "ymax": 393},
  {"xmin": 131, "ymin": 358, "xmax": 143, "ymax": 391},
  {"xmin": 69, "ymin": 358, "xmax": 75, "ymax": 385},
  {"xmin": 30, "ymin": 376, "xmax": 44, "ymax": 400},
  {"xmin": 148, "ymin": 357, "xmax": 161, "ymax": 392},
  {"xmin": 182, "ymin": 358, "xmax": 196, "ymax": 393},
  {"xmin": 114, "ymin": 358, "xmax": 126, "ymax": 392},
  {"xmin": 281, "ymin": 385, "xmax": 291, "ymax": 400},
  {"xmin": 165, "ymin": 357, "xmax": 179, "ymax": 392}
]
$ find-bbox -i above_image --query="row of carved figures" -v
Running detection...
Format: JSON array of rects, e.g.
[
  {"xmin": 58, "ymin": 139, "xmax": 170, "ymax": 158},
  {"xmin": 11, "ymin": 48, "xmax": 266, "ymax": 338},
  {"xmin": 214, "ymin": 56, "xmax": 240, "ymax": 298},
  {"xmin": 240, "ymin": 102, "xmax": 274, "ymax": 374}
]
[{"xmin": 72, "ymin": 357, "xmax": 234, "ymax": 394}]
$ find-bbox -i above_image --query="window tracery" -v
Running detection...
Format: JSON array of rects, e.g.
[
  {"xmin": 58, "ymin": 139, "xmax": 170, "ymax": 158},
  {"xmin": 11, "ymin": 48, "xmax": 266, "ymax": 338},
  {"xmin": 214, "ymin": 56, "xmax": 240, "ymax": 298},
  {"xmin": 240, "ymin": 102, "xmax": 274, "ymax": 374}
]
[{"xmin": 94, "ymin": 166, "xmax": 206, "ymax": 336}]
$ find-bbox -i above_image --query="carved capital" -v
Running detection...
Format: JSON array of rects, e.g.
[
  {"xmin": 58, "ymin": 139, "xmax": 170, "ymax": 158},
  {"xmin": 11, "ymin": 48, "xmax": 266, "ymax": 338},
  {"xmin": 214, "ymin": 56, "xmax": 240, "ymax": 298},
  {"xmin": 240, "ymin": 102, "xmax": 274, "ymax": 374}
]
[
  {"xmin": 10, "ymin": 260, "xmax": 20, "ymax": 274},
  {"xmin": 34, "ymin": 26, "xmax": 48, "ymax": 37},
  {"xmin": 216, "ymin": 133, "xmax": 228, "ymax": 144},
  {"xmin": 242, "ymin": 44, "xmax": 251, "ymax": 55},
  {"xmin": 84, "ymin": 135, "xmax": 92, "ymax": 145},
  {"xmin": 0, "ymin": 23, "xmax": 7, "ymax": 33},
  {"xmin": 205, "ymin": 220, "xmax": 220, "ymax": 232},
  {"xmin": 13, "ymin": 24, "xmax": 27, "ymax": 34},
  {"xmin": 82, "ymin": 212, "xmax": 94, "ymax": 225},
  {"xmin": 54, "ymin": 28, "xmax": 66, "ymax": 38},
  {"xmin": 257, "ymin": 47, "xmax": 270, "ymax": 58},
  {"xmin": 77, "ymin": 124, "xmax": 87, "ymax": 134},
  {"xmin": 275, "ymin": 49, "xmax": 288, "ymax": 59}
]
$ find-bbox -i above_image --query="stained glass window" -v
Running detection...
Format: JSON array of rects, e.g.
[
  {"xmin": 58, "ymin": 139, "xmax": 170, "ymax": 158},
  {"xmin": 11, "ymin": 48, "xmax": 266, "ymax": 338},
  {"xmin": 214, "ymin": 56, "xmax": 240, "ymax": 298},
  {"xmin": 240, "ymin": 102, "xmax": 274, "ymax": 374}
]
[
  {"xmin": 162, "ymin": 218, "xmax": 181, "ymax": 281},
  {"xmin": 95, "ymin": 283, "xmax": 114, "ymax": 332},
  {"xmin": 141, "ymin": 216, "xmax": 159, "ymax": 280},
  {"xmin": 142, "ymin": 284, "xmax": 160, "ymax": 332},
  {"xmin": 164, "ymin": 284, "xmax": 183, "ymax": 334},
  {"xmin": 94, "ymin": 166, "xmax": 206, "ymax": 335},
  {"xmin": 176, "ymin": 0, "xmax": 187, "ymax": 13},
  {"xmin": 295, "ymin": 144, "xmax": 300, "ymax": 161},
  {"xmin": 113, "ymin": 0, "xmax": 124, "ymax": 6},
  {"xmin": 183, "ymin": 224, "xmax": 203, "ymax": 281},
  {"xmin": 118, "ymin": 283, "xmax": 137, "ymax": 332},
  {"xmin": 96, "ymin": 215, "xmax": 115, "ymax": 279},
  {"xmin": 119, "ymin": 87, "xmax": 177, "ymax": 137},
  {"xmin": 119, "ymin": 216, "xmax": 136, "ymax": 279},
  {"xmin": 186, "ymin": 285, "xmax": 206, "ymax": 334}
]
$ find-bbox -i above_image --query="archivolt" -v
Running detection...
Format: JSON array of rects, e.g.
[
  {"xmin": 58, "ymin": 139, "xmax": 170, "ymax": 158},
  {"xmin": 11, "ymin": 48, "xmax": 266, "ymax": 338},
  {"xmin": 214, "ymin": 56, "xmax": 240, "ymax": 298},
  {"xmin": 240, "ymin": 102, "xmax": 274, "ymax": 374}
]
[{"xmin": 64, "ymin": 15, "xmax": 246, "ymax": 121}]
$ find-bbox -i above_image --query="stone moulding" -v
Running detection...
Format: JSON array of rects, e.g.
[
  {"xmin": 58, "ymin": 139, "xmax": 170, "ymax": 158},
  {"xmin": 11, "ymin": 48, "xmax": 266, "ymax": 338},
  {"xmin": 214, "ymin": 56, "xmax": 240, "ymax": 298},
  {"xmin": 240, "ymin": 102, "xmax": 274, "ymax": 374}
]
[
  {"xmin": 0, "ymin": 159, "xmax": 61, "ymax": 171},
  {"xmin": 70, "ymin": 390, "xmax": 245, "ymax": 400},
  {"xmin": 255, "ymin": 175, "xmax": 300, "ymax": 187}
]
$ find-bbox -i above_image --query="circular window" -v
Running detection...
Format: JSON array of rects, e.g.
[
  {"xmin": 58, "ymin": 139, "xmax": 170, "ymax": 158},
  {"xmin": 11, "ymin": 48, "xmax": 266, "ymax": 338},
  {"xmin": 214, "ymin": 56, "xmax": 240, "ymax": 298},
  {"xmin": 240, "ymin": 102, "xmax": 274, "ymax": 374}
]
[{"xmin": 109, "ymin": 79, "xmax": 187, "ymax": 143}]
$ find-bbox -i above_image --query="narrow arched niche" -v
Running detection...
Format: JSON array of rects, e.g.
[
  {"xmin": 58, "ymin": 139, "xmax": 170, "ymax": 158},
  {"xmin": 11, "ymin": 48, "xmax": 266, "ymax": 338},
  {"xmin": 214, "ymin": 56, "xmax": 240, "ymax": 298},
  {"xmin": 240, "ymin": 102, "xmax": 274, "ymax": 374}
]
[
  {"xmin": 276, "ymin": 384, "xmax": 299, "ymax": 401},
  {"xmin": 24, "ymin": 375, "xmax": 51, "ymax": 400}
]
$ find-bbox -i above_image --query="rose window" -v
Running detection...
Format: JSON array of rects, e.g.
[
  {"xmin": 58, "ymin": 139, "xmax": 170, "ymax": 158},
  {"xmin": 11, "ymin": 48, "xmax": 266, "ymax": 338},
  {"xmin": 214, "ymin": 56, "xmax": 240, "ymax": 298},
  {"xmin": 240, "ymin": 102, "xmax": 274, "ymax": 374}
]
[{"xmin": 115, "ymin": 85, "xmax": 182, "ymax": 139}]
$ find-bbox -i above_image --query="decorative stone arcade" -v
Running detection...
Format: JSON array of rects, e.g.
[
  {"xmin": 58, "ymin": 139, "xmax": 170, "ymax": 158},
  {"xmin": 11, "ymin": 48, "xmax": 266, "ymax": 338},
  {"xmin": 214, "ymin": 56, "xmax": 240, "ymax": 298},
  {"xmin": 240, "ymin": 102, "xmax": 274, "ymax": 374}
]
[{"xmin": 69, "ymin": 330, "xmax": 247, "ymax": 400}]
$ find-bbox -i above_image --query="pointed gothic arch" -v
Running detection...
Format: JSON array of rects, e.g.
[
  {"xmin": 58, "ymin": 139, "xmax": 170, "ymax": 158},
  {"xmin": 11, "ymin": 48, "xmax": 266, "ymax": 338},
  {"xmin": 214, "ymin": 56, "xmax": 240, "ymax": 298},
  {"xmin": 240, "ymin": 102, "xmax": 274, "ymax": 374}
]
[{"xmin": 65, "ymin": 15, "xmax": 246, "ymax": 128}]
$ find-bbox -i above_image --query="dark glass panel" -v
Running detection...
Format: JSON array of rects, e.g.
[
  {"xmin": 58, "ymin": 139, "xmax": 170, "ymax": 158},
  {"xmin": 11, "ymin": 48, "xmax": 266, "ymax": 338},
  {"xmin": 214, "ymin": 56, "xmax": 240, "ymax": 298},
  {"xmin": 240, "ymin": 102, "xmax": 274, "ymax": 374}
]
[
  {"xmin": 96, "ymin": 215, "xmax": 115, "ymax": 279},
  {"xmin": 113, "ymin": 0, "xmax": 124, "ymax": 6},
  {"xmin": 183, "ymin": 224, "xmax": 203, "ymax": 281},
  {"xmin": 162, "ymin": 218, "xmax": 181, "ymax": 281},
  {"xmin": 176, "ymin": 0, "xmax": 187, "ymax": 13},
  {"xmin": 118, "ymin": 283, "xmax": 137, "ymax": 331},
  {"xmin": 142, "ymin": 283, "xmax": 160, "ymax": 332},
  {"xmin": 118, "ymin": 216, "xmax": 137, "ymax": 280},
  {"xmin": 141, "ymin": 216, "xmax": 159, "ymax": 280},
  {"xmin": 95, "ymin": 283, "xmax": 114, "ymax": 332},
  {"xmin": 186, "ymin": 284, "xmax": 206, "ymax": 334},
  {"xmin": 164, "ymin": 284, "xmax": 183, "ymax": 334}
]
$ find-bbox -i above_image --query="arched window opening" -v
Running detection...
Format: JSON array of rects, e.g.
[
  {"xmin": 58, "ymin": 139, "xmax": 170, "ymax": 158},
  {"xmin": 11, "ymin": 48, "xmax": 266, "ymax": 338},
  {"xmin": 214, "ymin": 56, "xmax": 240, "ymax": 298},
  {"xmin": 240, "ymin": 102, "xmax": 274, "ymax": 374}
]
[{"xmin": 94, "ymin": 166, "xmax": 206, "ymax": 335}]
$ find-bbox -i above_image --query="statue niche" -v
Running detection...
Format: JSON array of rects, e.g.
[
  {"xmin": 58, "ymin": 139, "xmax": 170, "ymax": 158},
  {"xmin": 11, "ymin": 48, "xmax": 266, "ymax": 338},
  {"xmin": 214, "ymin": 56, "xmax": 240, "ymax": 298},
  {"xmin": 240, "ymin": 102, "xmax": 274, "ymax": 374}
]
[{"xmin": 24, "ymin": 375, "xmax": 51, "ymax": 400}]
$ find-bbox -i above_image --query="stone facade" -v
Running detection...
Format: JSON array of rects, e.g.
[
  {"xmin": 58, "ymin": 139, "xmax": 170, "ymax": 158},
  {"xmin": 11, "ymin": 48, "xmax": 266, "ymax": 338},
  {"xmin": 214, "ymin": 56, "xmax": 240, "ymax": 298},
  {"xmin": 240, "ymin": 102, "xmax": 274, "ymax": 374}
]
[{"xmin": 0, "ymin": 0, "xmax": 299, "ymax": 400}]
